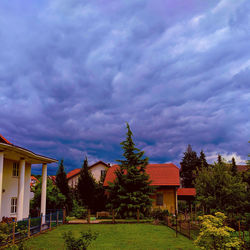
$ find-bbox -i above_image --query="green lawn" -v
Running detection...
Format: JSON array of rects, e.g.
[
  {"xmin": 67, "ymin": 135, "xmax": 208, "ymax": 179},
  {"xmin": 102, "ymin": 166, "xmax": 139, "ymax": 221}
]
[{"xmin": 24, "ymin": 224, "xmax": 198, "ymax": 250}]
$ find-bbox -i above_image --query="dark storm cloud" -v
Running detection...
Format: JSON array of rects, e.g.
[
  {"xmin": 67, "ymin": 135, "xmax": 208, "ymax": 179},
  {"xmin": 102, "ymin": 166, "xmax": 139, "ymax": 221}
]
[{"xmin": 0, "ymin": 0, "xmax": 249, "ymax": 174}]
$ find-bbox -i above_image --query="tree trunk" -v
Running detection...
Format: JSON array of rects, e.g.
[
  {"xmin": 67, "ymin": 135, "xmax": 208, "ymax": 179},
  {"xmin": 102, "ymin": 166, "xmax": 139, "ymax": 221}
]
[
  {"xmin": 137, "ymin": 209, "xmax": 140, "ymax": 223},
  {"xmin": 112, "ymin": 209, "xmax": 115, "ymax": 224},
  {"xmin": 87, "ymin": 208, "xmax": 91, "ymax": 224}
]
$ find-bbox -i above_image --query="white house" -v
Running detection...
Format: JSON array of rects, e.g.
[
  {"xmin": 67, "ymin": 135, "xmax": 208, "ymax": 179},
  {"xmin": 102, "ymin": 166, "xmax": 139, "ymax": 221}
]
[
  {"xmin": 0, "ymin": 134, "xmax": 57, "ymax": 221},
  {"xmin": 67, "ymin": 161, "xmax": 109, "ymax": 188}
]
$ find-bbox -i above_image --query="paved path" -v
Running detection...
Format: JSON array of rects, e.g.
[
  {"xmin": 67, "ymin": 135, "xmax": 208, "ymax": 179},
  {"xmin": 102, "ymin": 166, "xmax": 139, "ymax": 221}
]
[{"xmin": 68, "ymin": 219, "xmax": 112, "ymax": 224}]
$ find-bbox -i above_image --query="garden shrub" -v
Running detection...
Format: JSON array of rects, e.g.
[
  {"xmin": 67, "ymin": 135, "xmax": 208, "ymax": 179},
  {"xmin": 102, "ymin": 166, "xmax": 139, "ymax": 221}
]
[
  {"xmin": 63, "ymin": 230, "xmax": 98, "ymax": 250},
  {"xmin": 0, "ymin": 222, "xmax": 12, "ymax": 245},
  {"xmin": 70, "ymin": 200, "xmax": 87, "ymax": 219},
  {"xmin": 151, "ymin": 209, "xmax": 169, "ymax": 221},
  {"xmin": 195, "ymin": 212, "xmax": 243, "ymax": 250}
]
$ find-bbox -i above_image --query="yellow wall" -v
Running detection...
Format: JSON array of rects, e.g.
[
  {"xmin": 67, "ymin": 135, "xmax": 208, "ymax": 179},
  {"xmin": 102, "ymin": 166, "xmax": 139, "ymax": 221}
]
[{"xmin": 151, "ymin": 187, "xmax": 177, "ymax": 214}]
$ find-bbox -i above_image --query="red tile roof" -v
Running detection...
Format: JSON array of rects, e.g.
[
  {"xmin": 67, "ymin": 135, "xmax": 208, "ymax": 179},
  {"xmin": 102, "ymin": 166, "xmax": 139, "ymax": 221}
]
[
  {"xmin": 67, "ymin": 168, "xmax": 81, "ymax": 179},
  {"xmin": 237, "ymin": 165, "xmax": 249, "ymax": 172},
  {"xmin": 30, "ymin": 176, "xmax": 39, "ymax": 187},
  {"xmin": 89, "ymin": 161, "xmax": 110, "ymax": 169},
  {"xmin": 0, "ymin": 134, "xmax": 12, "ymax": 145},
  {"xmin": 67, "ymin": 161, "xmax": 110, "ymax": 180},
  {"xmin": 48, "ymin": 175, "xmax": 56, "ymax": 184},
  {"xmin": 103, "ymin": 163, "xmax": 180, "ymax": 187},
  {"xmin": 177, "ymin": 188, "xmax": 196, "ymax": 196}
]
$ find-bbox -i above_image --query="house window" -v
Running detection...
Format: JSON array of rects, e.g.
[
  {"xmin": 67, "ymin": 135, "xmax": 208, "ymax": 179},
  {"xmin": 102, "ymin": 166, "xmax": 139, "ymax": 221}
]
[
  {"xmin": 156, "ymin": 193, "xmax": 163, "ymax": 206},
  {"xmin": 12, "ymin": 163, "xmax": 19, "ymax": 177},
  {"xmin": 101, "ymin": 170, "xmax": 106, "ymax": 179},
  {"xmin": 11, "ymin": 198, "xmax": 17, "ymax": 214}
]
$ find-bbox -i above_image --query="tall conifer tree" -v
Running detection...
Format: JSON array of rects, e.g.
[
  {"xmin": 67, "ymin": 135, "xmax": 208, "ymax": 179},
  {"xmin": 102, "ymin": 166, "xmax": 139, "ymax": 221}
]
[
  {"xmin": 231, "ymin": 157, "xmax": 237, "ymax": 176},
  {"xmin": 108, "ymin": 123, "xmax": 153, "ymax": 218},
  {"xmin": 199, "ymin": 150, "xmax": 208, "ymax": 169},
  {"xmin": 56, "ymin": 160, "xmax": 72, "ymax": 213},
  {"xmin": 180, "ymin": 144, "xmax": 200, "ymax": 188},
  {"xmin": 218, "ymin": 154, "xmax": 222, "ymax": 164},
  {"xmin": 77, "ymin": 157, "xmax": 97, "ymax": 222}
]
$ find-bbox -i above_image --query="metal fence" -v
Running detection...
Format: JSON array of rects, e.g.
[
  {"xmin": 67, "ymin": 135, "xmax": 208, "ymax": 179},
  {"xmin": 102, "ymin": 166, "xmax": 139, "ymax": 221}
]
[
  {"xmin": 0, "ymin": 209, "xmax": 64, "ymax": 247},
  {"xmin": 164, "ymin": 212, "xmax": 250, "ymax": 249}
]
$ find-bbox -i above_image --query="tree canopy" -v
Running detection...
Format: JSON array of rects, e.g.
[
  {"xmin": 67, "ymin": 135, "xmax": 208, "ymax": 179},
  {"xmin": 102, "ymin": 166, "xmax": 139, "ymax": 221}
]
[
  {"xmin": 77, "ymin": 157, "xmax": 97, "ymax": 210},
  {"xmin": 31, "ymin": 178, "xmax": 66, "ymax": 211},
  {"xmin": 195, "ymin": 162, "xmax": 248, "ymax": 214},
  {"xmin": 180, "ymin": 144, "xmax": 200, "ymax": 188},
  {"xmin": 108, "ymin": 123, "xmax": 153, "ymax": 217},
  {"xmin": 56, "ymin": 159, "xmax": 72, "ymax": 212}
]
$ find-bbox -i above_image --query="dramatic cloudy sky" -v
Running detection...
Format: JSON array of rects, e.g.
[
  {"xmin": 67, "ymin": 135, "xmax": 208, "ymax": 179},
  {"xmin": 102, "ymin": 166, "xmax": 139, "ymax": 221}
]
[{"xmin": 0, "ymin": 0, "xmax": 250, "ymax": 174}]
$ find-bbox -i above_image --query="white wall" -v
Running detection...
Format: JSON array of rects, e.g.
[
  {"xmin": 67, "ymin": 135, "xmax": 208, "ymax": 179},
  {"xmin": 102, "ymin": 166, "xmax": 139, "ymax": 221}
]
[
  {"xmin": 1, "ymin": 159, "xmax": 31, "ymax": 219},
  {"xmin": 68, "ymin": 175, "xmax": 79, "ymax": 189},
  {"xmin": 90, "ymin": 164, "xmax": 107, "ymax": 182},
  {"xmin": 68, "ymin": 163, "xmax": 108, "ymax": 188}
]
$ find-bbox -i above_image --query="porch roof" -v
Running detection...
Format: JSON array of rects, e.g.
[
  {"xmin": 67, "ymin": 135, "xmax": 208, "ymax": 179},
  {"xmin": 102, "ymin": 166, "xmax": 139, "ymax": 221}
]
[{"xmin": 0, "ymin": 135, "xmax": 57, "ymax": 164}]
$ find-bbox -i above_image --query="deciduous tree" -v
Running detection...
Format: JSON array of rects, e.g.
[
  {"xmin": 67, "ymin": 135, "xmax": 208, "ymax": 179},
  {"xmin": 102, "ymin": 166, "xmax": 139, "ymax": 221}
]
[
  {"xmin": 31, "ymin": 178, "xmax": 66, "ymax": 212},
  {"xmin": 195, "ymin": 212, "xmax": 242, "ymax": 249},
  {"xmin": 195, "ymin": 162, "xmax": 247, "ymax": 214}
]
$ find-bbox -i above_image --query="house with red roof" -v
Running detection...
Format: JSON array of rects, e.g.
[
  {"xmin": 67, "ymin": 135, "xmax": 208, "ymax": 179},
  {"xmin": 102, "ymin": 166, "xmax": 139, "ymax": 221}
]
[
  {"xmin": 0, "ymin": 134, "xmax": 57, "ymax": 222},
  {"xmin": 104, "ymin": 163, "xmax": 180, "ymax": 214},
  {"xmin": 67, "ymin": 161, "xmax": 109, "ymax": 189}
]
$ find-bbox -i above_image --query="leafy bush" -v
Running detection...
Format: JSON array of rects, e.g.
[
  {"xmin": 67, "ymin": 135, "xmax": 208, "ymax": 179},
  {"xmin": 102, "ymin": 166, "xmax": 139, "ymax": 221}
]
[
  {"xmin": 151, "ymin": 209, "xmax": 169, "ymax": 221},
  {"xmin": 63, "ymin": 230, "xmax": 98, "ymax": 250},
  {"xmin": 195, "ymin": 212, "xmax": 243, "ymax": 250},
  {"xmin": 70, "ymin": 200, "xmax": 87, "ymax": 219},
  {"xmin": 178, "ymin": 201, "xmax": 188, "ymax": 213},
  {"xmin": 0, "ymin": 222, "xmax": 11, "ymax": 245}
]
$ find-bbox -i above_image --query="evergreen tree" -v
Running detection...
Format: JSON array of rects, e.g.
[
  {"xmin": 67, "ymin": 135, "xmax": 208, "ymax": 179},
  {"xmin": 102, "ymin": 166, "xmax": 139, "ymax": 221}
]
[
  {"xmin": 180, "ymin": 144, "xmax": 200, "ymax": 188},
  {"xmin": 108, "ymin": 123, "xmax": 154, "ymax": 218},
  {"xmin": 231, "ymin": 157, "xmax": 237, "ymax": 176},
  {"xmin": 199, "ymin": 150, "xmax": 208, "ymax": 169},
  {"xmin": 247, "ymin": 141, "xmax": 250, "ymax": 165},
  {"xmin": 56, "ymin": 160, "xmax": 72, "ymax": 213},
  {"xmin": 77, "ymin": 157, "xmax": 97, "ymax": 222},
  {"xmin": 95, "ymin": 170, "xmax": 107, "ymax": 212},
  {"xmin": 218, "ymin": 154, "xmax": 222, "ymax": 164}
]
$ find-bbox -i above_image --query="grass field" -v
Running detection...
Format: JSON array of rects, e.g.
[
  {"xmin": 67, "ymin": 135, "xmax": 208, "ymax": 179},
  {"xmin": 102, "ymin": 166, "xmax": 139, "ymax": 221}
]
[{"xmin": 24, "ymin": 224, "xmax": 198, "ymax": 250}]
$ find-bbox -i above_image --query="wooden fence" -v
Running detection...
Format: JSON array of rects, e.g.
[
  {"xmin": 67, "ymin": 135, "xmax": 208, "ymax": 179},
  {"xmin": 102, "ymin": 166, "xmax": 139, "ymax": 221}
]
[{"xmin": 0, "ymin": 209, "xmax": 65, "ymax": 248}]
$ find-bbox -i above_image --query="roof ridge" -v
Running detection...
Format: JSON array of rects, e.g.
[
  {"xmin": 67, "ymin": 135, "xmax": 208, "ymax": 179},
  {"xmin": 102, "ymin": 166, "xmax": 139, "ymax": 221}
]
[{"xmin": 0, "ymin": 134, "xmax": 12, "ymax": 145}]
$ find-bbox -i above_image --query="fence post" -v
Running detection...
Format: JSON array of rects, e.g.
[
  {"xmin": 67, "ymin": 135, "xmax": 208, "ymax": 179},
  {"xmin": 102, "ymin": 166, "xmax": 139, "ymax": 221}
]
[
  {"xmin": 137, "ymin": 209, "xmax": 139, "ymax": 223},
  {"xmin": 28, "ymin": 217, "xmax": 31, "ymax": 238},
  {"xmin": 195, "ymin": 204, "xmax": 197, "ymax": 223},
  {"xmin": 191, "ymin": 205, "xmax": 193, "ymax": 222},
  {"xmin": 63, "ymin": 208, "xmax": 66, "ymax": 224},
  {"xmin": 112, "ymin": 209, "xmax": 115, "ymax": 224},
  {"xmin": 166, "ymin": 215, "xmax": 169, "ymax": 226},
  {"xmin": 12, "ymin": 220, "xmax": 15, "ymax": 245},
  {"xmin": 238, "ymin": 221, "xmax": 241, "ymax": 240},
  {"xmin": 49, "ymin": 213, "xmax": 52, "ymax": 230},
  {"xmin": 188, "ymin": 219, "xmax": 191, "ymax": 239},
  {"xmin": 175, "ymin": 212, "xmax": 178, "ymax": 237},
  {"xmin": 40, "ymin": 214, "xmax": 43, "ymax": 233},
  {"xmin": 56, "ymin": 211, "xmax": 59, "ymax": 227}
]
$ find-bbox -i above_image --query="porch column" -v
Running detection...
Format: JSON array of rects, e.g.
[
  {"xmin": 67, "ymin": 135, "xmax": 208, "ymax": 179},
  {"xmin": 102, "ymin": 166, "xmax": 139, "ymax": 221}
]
[
  {"xmin": 17, "ymin": 159, "xmax": 25, "ymax": 220},
  {"xmin": 41, "ymin": 163, "xmax": 47, "ymax": 224},
  {"xmin": 0, "ymin": 152, "xmax": 4, "ymax": 220}
]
